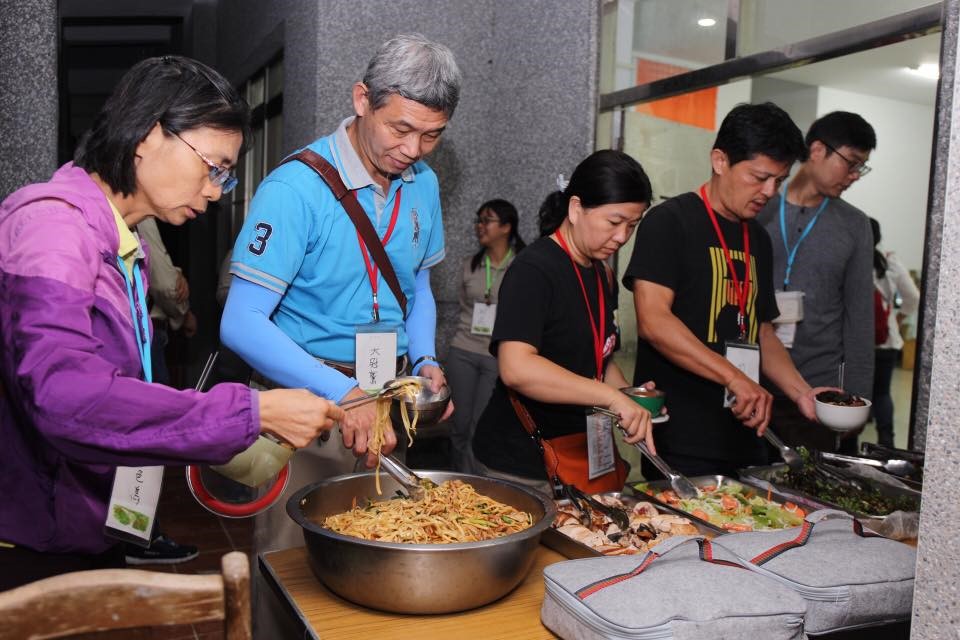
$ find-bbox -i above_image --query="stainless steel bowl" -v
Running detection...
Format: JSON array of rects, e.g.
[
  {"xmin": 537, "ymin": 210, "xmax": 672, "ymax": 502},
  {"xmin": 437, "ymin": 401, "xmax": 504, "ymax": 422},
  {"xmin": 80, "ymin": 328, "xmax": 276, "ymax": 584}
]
[
  {"xmin": 388, "ymin": 375, "xmax": 451, "ymax": 427},
  {"xmin": 286, "ymin": 470, "xmax": 556, "ymax": 613}
]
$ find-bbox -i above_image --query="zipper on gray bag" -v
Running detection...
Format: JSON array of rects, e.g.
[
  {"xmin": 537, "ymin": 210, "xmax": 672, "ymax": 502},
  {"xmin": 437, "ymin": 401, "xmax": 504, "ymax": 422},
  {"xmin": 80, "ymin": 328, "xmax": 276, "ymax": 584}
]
[{"xmin": 544, "ymin": 578, "xmax": 674, "ymax": 639}]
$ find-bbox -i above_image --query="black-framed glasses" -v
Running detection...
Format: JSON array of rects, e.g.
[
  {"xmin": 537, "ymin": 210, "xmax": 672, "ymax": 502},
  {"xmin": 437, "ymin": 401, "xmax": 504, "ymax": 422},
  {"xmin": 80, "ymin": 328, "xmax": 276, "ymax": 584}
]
[
  {"xmin": 171, "ymin": 131, "xmax": 239, "ymax": 194},
  {"xmin": 823, "ymin": 142, "xmax": 872, "ymax": 177},
  {"xmin": 474, "ymin": 216, "xmax": 501, "ymax": 225}
]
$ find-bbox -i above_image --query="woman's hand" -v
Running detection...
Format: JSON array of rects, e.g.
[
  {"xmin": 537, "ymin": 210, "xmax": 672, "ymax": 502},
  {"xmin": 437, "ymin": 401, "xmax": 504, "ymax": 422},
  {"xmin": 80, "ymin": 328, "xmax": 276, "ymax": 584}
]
[
  {"xmin": 257, "ymin": 388, "xmax": 345, "ymax": 449},
  {"xmin": 607, "ymin": 391, "xmax": 655, "ymax": 454}
]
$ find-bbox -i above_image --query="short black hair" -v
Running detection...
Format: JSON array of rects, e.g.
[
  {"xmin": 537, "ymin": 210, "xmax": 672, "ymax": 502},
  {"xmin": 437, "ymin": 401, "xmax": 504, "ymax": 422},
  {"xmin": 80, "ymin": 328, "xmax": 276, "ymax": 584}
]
[
  {"xmin": 713, "ymin": 102, "xmax": 806, "ymax": 166},
  {"xmin": 538, "ymin": 150, "xmax": 652, "ymax": 236},
  {"xmin": 806, "ymin": 111, "xmax": 876, "ymax": 153},
  {"xmin": 74, "ymin": 55, "xmax": 250, "ymax": 196}
]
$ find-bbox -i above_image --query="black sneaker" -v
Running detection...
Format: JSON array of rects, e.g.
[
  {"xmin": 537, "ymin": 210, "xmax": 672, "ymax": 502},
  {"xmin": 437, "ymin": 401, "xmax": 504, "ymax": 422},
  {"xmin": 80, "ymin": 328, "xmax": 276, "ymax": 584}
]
[{"xmin": 124, "ymin": 534, "xmax": 199, "ymax": 565}]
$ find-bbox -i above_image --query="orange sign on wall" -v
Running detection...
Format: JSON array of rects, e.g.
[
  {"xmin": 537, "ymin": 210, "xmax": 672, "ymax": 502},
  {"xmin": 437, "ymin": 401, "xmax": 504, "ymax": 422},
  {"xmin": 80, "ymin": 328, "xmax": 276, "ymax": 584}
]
[{"xmin": 635, "ymin": 59, "xmax": 717, "ymax": 130}]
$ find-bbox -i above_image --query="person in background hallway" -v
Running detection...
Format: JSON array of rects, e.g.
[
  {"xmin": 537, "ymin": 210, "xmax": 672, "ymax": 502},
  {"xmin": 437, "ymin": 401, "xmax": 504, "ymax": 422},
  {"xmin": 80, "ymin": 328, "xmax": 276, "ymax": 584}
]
[
  {"xmin": 138, "ymin": 216, "xmax": 197, "ymax": 387},
  {"xmin": 624, "ymin": 102, "xmax": 830, "ymax": 479},
  {"xmin": 758, "ymin": 111, "xmax": 876, "ymax": 455},
  {"xmin": 0, "ymin": 55, "xmax": 343, "ymax": 591},
  {"xmin": 472, "ymin": 150, "xmax": 655, "ymax": 496},
  {"xmin": 446, "ymin": 199, "xmax": 525, "ymax": 472},
  {"xmin": 870, "ymin": 218, "xmax": 920, "ymax": 448}
]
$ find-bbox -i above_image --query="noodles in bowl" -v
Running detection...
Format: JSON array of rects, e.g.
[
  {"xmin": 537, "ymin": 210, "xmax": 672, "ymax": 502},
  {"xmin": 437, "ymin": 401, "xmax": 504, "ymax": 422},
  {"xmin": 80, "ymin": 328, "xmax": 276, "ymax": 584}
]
[{"xmin": 321, "ymin": 479, "xmax": 534, "ymax": 543}]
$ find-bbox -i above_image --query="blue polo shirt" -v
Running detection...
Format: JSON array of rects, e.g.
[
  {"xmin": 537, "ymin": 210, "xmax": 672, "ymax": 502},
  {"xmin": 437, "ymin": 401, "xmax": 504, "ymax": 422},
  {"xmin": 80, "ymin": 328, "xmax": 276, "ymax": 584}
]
[{"xmin": 230, "ymin": 118, "xmax": 445, "ymax": 361}]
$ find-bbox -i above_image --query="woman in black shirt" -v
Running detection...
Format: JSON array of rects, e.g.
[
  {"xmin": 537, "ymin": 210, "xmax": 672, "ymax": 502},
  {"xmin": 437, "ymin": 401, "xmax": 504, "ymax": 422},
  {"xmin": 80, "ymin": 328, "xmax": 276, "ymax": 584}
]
[{"xmin": 473, "ymin": 150, "xmax": 656, "ymax": 493}]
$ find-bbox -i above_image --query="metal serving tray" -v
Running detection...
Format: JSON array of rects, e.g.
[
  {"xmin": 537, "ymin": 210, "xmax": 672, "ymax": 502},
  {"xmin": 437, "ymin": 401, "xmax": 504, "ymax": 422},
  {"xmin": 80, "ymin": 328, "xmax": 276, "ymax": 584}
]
[
  {"xmin": 541, "ymin": 491, "xmax": 715, "ymax": 559},
  {"xmin": 739, "ymin": 463, "xmax": 921, "ymax": 520},
  {"xmin": 626, "ymin": 475, "xmax": 812, "ymax": 534}
]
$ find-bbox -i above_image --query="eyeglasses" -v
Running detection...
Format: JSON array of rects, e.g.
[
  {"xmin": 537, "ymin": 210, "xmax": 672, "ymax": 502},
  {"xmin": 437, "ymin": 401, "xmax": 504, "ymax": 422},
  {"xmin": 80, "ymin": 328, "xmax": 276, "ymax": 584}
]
[
  {"xmin": 822, "ymin": 142, "xmax": 872, "ymax": 177},
  {"xmin": 474, "ymin": 216, "xmax": 501, "ymax": 226},
  {"xmin": 170, "ymin": 131, "xmax": 239, "ymax": 194}
]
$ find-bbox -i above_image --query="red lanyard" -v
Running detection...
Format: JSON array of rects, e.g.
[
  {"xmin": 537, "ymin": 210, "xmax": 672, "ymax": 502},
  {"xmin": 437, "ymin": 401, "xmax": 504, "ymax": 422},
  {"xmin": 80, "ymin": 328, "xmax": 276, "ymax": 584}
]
[
  {"xmin": 553, "ymin": 231, "xmax": 606, "ymax": 380},
  {"xmin": 700, "ymin": 184, "xmax": 751, "ymax": 339},
  {"xmin": 356, "ymin": 188, "xmax": 402, "ymax": 322}
]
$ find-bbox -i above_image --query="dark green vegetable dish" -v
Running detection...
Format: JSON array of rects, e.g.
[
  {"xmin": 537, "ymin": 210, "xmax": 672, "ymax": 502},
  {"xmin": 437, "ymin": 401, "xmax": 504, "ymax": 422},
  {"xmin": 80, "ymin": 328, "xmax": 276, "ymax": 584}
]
[{"xmin": 771, "ymin": 448, "xmax": 919, "ymax": 516}]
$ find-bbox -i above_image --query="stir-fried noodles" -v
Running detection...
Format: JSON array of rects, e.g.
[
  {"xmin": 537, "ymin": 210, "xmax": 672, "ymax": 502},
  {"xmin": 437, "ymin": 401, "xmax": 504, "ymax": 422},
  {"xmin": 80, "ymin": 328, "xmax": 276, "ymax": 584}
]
[
  {"xmin": 370, "ymin": 379, "xmax": 423, "ymax": 494},
  {"xmin": 322, "ymin": 479, "xmax": 534, "ymax": 543}
]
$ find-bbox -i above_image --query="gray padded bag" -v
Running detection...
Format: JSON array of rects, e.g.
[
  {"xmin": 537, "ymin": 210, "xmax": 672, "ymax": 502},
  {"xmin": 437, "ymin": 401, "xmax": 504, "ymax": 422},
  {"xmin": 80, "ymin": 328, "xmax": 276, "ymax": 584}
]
[
  {"xmin": 714, "ymin": 509, "xmax": 916, "ymax": 636},
  {"xmin": 541, "ymin": 535, "xmax": 807, "ymax": 640}
]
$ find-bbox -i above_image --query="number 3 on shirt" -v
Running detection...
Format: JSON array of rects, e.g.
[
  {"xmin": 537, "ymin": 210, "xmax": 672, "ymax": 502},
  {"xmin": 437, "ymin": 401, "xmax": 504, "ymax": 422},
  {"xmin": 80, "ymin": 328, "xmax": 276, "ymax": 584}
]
[{"xmin": 248, "ymin": 222, "xmax": 273, "ymax": 256}]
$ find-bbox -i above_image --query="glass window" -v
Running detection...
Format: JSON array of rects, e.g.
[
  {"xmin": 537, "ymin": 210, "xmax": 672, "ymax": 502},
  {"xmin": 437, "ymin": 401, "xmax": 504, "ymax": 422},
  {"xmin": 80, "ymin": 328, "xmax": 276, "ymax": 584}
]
[
  {"xmin": 266, "ymin": 113, "xmax": 284, "ymax": 171},
  {"xmin": 601, "ymin": 0, "xmax": 731, "ymax": 94},
  {"xmin": 248, "ymin": 72, "xmax": 265, "ymax": 109},
  {"xmin": 738, "ymin": 0, "xmax": 935, "ymax": 56},
  {"xmin": 267, "ymin": 58, "xmax": 283, "ymax": 100}
]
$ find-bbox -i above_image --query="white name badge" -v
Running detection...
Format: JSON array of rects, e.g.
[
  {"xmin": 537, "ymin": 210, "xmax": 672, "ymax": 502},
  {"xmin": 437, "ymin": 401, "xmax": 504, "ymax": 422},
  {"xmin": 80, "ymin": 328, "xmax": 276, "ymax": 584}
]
[
  {"xmin": 105, "ymin": 465, "xmax": 164, "ymax": 547},
  {"xmin": 470, "ymin": 302, "xmax": 497, "ymax": 335},
  {"xmin": 586, "ymin": 412, "xmax": 617, "ymax": 480},
  {"xmin": 775, "ymin": 321, "xmax": 798, "ymax": 349},
  {"xmin": 355, "ymin": 327, "xmax": 398, "ymax": 392},
  {"xmin": 774, "ymin": 290, "xmax": 805, "ymax": 323},
  {"xmin": 723, "ymin": 341, "xmax": 761, "ymax": 408}
]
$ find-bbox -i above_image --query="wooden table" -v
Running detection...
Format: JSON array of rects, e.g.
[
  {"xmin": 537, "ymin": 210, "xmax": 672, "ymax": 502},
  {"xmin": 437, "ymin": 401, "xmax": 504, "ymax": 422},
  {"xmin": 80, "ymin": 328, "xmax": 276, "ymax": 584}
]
[{"xmin": 260, "ymin": 546, "xmax": 563, "ymax": 639}]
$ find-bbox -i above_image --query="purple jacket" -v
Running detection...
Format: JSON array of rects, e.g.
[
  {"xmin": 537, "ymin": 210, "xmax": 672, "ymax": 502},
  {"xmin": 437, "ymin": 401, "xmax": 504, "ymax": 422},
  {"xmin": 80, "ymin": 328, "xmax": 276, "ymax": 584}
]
[{"xmin": 0, "ymin": 164, "xmax": 259, "ymax": 554}]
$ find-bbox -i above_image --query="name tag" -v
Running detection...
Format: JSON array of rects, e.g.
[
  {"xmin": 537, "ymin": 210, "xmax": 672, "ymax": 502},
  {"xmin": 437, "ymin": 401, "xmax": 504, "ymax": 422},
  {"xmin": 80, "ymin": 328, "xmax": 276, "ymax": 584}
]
[
  {"xmin": 723, "ymin": 341, "xmax": 760, "ymax": 408},
  {"xmin": 105, "ymin": 465, "xmax": 164, "ymax": 547},
  {"xmin": 774, "ymin": 290, "xmax": 804, "ymax": 323},
  {"xmin": 355, "ymin": 326, "xmax": 398, "ymax": 392},
  {"xmin": 775, "ymin": 321, "xmax": 797, "ymax": 349},
  {"xmin": 470, "ymin": 302, "xmax": 497, "ymax": 335},
  {"xmin": 586, "ymin": 412, "xmax": 617, "ymax": 479}
]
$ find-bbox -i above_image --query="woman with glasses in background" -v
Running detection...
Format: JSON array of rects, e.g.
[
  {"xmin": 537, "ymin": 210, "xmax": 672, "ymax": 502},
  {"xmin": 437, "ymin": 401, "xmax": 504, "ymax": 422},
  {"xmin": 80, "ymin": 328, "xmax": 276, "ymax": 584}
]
[
  {"xmin": 0, "ymin": 55, "xmax": 343, "ymax": 589},
  {"xmin": 446, "ymin": 199, "xmax": 525, "ymax": 472}
]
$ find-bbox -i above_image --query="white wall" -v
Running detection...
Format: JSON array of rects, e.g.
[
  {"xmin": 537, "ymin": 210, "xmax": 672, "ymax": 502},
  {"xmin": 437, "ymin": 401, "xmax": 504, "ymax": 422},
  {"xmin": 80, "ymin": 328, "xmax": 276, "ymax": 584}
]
[{"xmin": 816, "ymin": 86, "xmax": 934, "ymax": 275}]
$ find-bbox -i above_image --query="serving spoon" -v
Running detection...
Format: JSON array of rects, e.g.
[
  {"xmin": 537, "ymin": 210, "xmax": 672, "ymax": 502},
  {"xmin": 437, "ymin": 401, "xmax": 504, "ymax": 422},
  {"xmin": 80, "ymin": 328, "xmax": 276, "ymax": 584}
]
[{"xmin": 590, "ymin": 406, "xmax": 699, "ymax": 499}]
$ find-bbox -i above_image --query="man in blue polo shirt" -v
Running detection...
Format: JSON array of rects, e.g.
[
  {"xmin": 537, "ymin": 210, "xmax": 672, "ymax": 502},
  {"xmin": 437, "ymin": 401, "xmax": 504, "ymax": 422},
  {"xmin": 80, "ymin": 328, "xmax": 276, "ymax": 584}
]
[{"xmin": 221, "ymin": 34, "xmax": 458, "ymax": 551}]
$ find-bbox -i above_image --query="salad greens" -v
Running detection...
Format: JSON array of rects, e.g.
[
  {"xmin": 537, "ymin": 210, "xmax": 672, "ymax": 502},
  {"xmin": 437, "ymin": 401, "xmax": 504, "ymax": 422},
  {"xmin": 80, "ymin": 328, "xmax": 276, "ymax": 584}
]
[{"xmin": 635, "ymin": 482, "xmax": 804, "ymax": 531}]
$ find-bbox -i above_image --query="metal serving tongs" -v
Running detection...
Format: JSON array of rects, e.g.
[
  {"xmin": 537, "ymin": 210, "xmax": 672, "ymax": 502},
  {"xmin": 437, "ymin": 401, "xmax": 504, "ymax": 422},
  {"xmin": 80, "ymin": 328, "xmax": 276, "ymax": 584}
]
[
  {"xmin": 565, "ymin": 484, "xmax": 631, "ymax": 531},
  {"xmin": 819, "ymin": 451, "xmax": 916, "ymax": 477},
  {"xmin": 337, "ymin": 378, "xmax": 412, "ymax": 411},
  {"xmin": 591, "ymin": 406, "xmax": 699, "ymax": 499},
  {"xmin": 378, "ymin": 454, "xmax": 435, "ymax": 501},
  {"xmin": 763, "ymin": 428, "xmax": 803, "ymax": 471}
]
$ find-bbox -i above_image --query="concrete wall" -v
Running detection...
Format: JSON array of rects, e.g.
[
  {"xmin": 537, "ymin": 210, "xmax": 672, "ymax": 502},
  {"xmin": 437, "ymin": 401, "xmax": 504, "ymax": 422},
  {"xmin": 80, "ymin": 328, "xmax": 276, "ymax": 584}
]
[
  {"xmin": 911, "ymin": 0, "xmax": 960, "ymax": 635},
  {"xmin": 217, "ymin": 0, "xmax": 600, "ymax": 356},
  {"xmin": 0, "ymin": 0, "xmax": 58, "ymax": 200}
]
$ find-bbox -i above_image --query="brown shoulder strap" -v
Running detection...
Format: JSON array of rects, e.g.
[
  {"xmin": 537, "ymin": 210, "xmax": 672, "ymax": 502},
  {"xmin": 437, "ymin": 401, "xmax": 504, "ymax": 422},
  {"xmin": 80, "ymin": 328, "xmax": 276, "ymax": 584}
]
[
  {"xmin": 282, "ymin": 149, "xmax": 408, "ymax": 319},
  {"xmin": 508, "ymin": 388, "xmax": 540, "ymax": 438}
]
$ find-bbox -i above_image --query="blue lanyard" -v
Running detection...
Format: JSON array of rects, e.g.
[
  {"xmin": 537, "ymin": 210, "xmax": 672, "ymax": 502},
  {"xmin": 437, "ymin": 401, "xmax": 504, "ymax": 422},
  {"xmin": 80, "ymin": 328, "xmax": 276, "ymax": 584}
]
[
  {"xmin": 116, "ymin": 257, "xmax": 153, "ymax": 383},
  {"xmin": 779, "ymin": 187, "xmax": 829, "ymax": 289}
]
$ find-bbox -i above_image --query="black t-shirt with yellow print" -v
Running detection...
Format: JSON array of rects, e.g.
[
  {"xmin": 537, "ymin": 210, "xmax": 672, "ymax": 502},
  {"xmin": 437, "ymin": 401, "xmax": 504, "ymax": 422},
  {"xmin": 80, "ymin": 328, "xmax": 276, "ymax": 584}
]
[{"xmin": 623, "ymin": 192, "xmax": 778, "ymax": 468}]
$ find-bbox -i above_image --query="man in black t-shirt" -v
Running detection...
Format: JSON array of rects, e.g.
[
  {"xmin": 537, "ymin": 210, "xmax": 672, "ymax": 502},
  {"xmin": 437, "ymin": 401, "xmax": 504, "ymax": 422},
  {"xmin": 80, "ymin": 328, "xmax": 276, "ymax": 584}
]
[{"xmin": 623, "ymin": 103, "xmax": 830, "ymax": 478}]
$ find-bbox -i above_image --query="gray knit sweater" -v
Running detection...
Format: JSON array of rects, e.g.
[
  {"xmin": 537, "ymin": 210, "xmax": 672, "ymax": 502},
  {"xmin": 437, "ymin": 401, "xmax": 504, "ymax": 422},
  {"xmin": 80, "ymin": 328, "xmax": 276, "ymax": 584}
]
[{"xmin": 757, "ymin": 194, "xmax": 875, "ymax": 399}]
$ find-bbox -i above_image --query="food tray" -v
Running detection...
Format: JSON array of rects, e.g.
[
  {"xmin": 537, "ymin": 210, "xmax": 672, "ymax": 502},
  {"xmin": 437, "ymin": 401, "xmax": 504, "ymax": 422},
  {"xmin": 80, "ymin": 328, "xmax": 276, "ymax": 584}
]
[
  {"xmin": 739, "ymin": 463, "xmax": 921, "ymax": 520},
  {"xmin": 627, "ymin": 475, "xmax": 811, "ymax": 534},
  {"xmin": 541, "ymin": 491, "xmax": 715, "ymax": 559}
]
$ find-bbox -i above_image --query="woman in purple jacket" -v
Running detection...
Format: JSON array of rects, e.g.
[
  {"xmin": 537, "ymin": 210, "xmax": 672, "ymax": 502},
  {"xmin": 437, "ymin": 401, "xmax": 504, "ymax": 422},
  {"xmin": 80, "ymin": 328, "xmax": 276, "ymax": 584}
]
[{"xmin": 0, "ymin": 56, "xmax": 343, "ymax": 589}]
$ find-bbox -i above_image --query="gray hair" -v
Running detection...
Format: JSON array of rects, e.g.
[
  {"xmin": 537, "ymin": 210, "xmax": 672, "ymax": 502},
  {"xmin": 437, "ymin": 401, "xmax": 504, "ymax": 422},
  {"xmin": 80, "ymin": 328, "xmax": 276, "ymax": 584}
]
[{"xmin": 362, "ymin": 34, "xmax": 462, "ymax": 117}]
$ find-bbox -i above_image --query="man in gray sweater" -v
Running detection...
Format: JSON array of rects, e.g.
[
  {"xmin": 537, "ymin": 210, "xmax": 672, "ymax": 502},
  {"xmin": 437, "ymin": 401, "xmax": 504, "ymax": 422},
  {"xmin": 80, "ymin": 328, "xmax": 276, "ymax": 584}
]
[{"xmin": 757, "ymin": 111, "xmax": 876, "ymax": 453}]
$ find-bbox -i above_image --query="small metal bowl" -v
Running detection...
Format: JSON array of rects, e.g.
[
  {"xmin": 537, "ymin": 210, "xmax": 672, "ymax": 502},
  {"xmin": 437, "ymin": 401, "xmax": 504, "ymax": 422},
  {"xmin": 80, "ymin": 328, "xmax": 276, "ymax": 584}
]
[
  {"xmin": 620, "ymin": 386, "xmax": 666, "ymax": 414},
  {"xmin": 287, "ymin": 471, "xmax": 556, "ymax": 613},
  {"xmin": 388, "ymin": 375, "xmax": 451, "ymax": 427}
]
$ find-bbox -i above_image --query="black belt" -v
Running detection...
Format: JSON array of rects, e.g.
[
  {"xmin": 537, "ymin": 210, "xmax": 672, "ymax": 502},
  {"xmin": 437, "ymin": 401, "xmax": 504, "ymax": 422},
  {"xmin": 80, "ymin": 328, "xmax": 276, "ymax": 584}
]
[{"xmin": 251, "ymin": 355, "xmax": 409, "ymax": 389}]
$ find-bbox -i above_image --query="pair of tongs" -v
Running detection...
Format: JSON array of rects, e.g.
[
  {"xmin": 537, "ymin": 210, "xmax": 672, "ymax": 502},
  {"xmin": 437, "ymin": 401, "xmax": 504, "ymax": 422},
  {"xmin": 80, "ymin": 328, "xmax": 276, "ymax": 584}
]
[
  {"xmin": 378, "ymin": 454, "xmax": 434, "ymax": 501},
  {"xmin": 590, "ymin": 406, "xmax": 699, "ymax": 499},
  {"xmin": 337, "ymin": 378, "xmax": 410, "ymax": 411},
  {"xmin": 565, "ymin": 484, "xmax": 630, "ymax": 531}
]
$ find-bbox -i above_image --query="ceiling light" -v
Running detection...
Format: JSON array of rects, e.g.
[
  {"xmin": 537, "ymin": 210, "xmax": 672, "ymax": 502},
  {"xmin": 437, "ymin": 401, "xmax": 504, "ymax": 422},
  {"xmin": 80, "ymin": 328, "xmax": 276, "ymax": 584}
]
[
  {"xmin": 906, "ymin": 63, "xmax": 939, "ymax": 79},
  {"xmin": 697, "ymin": 17, "xmax": 717, "ymax": 27}
]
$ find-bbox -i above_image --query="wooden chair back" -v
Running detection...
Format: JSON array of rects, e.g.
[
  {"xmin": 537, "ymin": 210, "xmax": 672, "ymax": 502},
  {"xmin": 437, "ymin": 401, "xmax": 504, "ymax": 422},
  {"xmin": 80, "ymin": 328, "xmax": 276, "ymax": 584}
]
[{"xmin": 0, "ymin": 551, "xmax": 250, "ymax": 639}]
